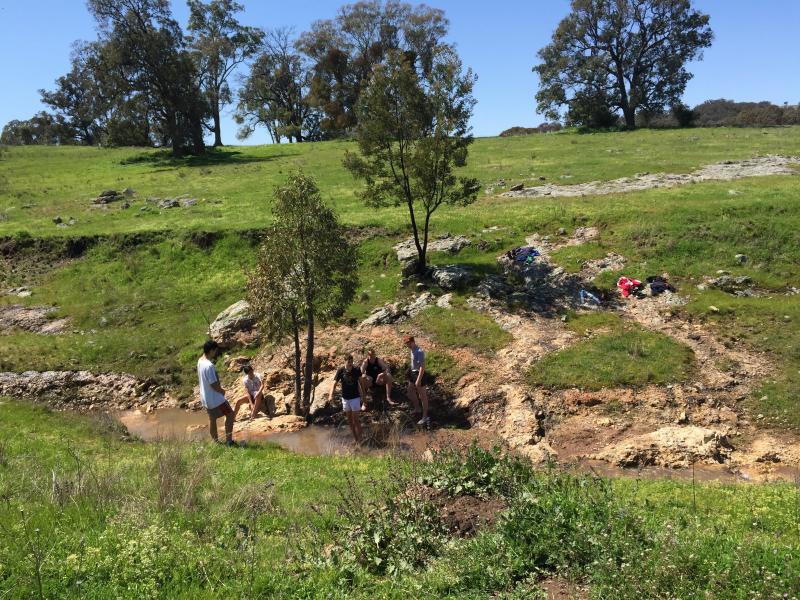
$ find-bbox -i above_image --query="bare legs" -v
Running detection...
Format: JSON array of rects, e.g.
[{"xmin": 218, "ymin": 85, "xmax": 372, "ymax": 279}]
[
  {"xmin": 346, "ymin": 410, "xmax": 363, "ymax": 444},
  {"xmin": 407, "ymin": 382, "xmax": 429, "ymax": 421}
]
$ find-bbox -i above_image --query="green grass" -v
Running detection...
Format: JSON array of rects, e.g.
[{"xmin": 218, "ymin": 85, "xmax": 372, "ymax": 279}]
[
  {"xmin": 1, "ymin": 400, "xmax": 798, "ymax": 599},
  {"xmin": 2, "ymin": 127, "xmax": 800, "ymax": 418},
  {"xmin": 414, "ymin": 305, "xmax": 512, "ymax": 353},
  {"xmin": 528, "ymin": 315, "xmax": 695, "ymax": 390},
  {"xmin": 2, "ymin": 127, "xmax": 799, "ymax": 237},
  {"xmin": 0, "ymin": 233, "xmax": 254, "ymax": 388},
  {"xmin": 685, "ymin": 291, "xmax": 800, "ymax": 428}
]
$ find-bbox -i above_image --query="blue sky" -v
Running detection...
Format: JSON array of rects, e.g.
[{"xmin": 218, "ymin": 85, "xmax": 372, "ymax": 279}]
[{"xmin": 1, "ymin": 0, "xmax": 798, "ymax": 145}]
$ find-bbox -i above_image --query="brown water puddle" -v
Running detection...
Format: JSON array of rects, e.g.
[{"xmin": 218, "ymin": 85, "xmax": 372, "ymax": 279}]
[
  {"xmin": 115, "ymin": 409, "xmax": 800, "ymax": 483},
  {"xmin": 114, "ymin": 408, "xmax": 494, "ymax": 456}
]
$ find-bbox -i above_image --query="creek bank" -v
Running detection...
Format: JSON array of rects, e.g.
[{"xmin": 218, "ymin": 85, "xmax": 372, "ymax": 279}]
[{"xmin": 0, "ymin": 370, "xmax": 170, "ymax": 411}]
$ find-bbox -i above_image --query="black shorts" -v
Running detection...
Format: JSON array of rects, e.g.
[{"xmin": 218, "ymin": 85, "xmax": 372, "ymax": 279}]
[
  {"xmin": 207, "ymin": 401, "xmax": 233, "ymax": 418},
  {"xmin": 407, "ymin": 370, "xmax": 429, "ymax": 385}
]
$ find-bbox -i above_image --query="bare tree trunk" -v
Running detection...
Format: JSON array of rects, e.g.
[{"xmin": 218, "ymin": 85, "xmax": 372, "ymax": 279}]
[
  {"xmin": 302, "ymin": 308, "xmax": 315, "ymax": 418},
  {"xmin": 212, "ymin": 104, "xmax": 223, "ymax": 147},
  {"xmin": 291, "ymin": 311, "xmax": 302, "ymax": 415}
]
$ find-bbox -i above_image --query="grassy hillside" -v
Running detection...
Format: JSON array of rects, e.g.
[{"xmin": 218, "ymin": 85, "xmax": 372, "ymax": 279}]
[
  {"xmin": 2, "ymin": 127, "xmax": 800, "ymax": 422},
  {"xmin": 0, "ymin": 400, "xmax": 797, "ymax": 599},
  {"xmin": 2, "ymin": 127, "xmax": 800, "ymax": 236}
]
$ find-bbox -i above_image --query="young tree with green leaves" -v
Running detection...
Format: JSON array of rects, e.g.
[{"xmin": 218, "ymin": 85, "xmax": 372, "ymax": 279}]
[
  {"xmin": 187, "ymin": 0, "xmax": 264, "ymax": 147},
  {"xmin": 344, "ymin": 45, "xmax": 479, "ymax": 274},
  {"xmin": 534, "ymin": 0, "xmax": 713, "ymax": 129},
  {"xmin": 247, "ymin": 173, "xmax": 358, "ymax": 415}
]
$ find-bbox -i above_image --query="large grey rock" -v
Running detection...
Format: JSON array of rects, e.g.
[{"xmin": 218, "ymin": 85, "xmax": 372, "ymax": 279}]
[
  {"xmin": 431, "ymin": 265, "xmax": 475, "ymax": 290},
  {"xmin": 309, "ymin": 374, "xmax": 338, "ymax": 419},
  {"xmin": 359, "ymin": 293, "xmax": 434, "ymax": 327},
  {"xmin": 393, "ymin": 235, "xmax": 471, "ymax": 262},
  {"xmin": 209, "ymin": 300, "xmax": 256, "ymax": 346}
]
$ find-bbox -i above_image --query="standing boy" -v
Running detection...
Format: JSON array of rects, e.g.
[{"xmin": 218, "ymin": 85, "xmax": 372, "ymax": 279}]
[
  {"xmin": 197, "ymin": 340, "xmax": 235, "ymax": 445},
  {"xmin": 403, "ymin": 335, "xmax": 429, "ymax": 425},
  {"xmin": 329, "ymin": 354, "xmax": 363, "ymax": 445}
]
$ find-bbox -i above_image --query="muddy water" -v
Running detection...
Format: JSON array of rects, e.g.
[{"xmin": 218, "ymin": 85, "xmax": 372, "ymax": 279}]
[
  {"xmin": 116, "ymin": 408, "xmax": 209, "ymax": 441},
  {"xmin": 114, "ymin": 408, "xmax": 491, "ymax": 456},
  {"xmin": 115, "ymin": 409, "xmax": 800, "ymax": 482}
]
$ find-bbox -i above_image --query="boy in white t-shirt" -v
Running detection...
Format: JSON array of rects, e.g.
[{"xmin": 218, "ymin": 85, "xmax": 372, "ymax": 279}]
[
  {"xmin": 197, "ymin": 340, "xmax": 235, "ymax": 445},
  {"xmin": 233, "ymin": 365, "xmax": 274, "ymax": 420}
]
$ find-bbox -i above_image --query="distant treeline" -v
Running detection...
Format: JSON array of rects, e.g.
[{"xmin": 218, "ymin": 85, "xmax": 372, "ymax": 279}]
[
  {"xmin": 0, "ymin": 0, "xmax": 450, "ymax": 155},
  {"xmin": 501, "ymin": 99, "xmax": 800, "ymax": 136}
]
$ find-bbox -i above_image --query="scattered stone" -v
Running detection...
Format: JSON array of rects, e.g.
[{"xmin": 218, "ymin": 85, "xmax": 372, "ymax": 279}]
[
  {"xmin": 735, "ymin": 253, "xmax": 748, "ymax": 265},
  {"xmin": 436, "ymin": 293, "xmax": 453, "ymax": 309},
  {"xmin": 120, "ymin": 201, "xmax": 130, "ymax": 210},
  {"xmin": 0, "ymin": 370, "xmax": 159, "ymax": 411},
  {"xmin": 556, "ymin": 227, "xmax": 567, "ymax": 235},
  {"xmin": 122, "ymin": 187, "xmax": 135, "ymax": 197},
  {"xmin": 52, "ymin": 216, "xmax": 62, "ymax": 224},
  {"xmin": 180, "ymin": 198, "xmax": 198, "ymax": 207},
  {"xmin": 360, "ymin": 293, "xmax": 435, "ymax": 327},
  {"xmin": 67, "ymin": 217, "xmax": 77, "ymax": 225},
  {"xmin": 158, "ymin": 198, "xmax": 179, "ymax": 209},
  {"xmin": 509, "ymin": 183, "xmax": 524, "ymax": 192},
  {"xmin": 93, "ymin": 190, "xmax": 122, "ymax": 204}
]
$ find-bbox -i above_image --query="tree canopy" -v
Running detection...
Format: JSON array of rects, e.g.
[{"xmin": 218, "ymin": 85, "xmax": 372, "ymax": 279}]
[
  {"xmin": 534, "ymin": 0, "xmax": 713, "ymax": 129},
  {"xmin": 297, "ymin": 0, "xmax": 448, "ymax": 138}
]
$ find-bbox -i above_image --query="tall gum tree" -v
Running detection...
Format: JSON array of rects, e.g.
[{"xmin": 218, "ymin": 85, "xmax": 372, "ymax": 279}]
[
  {"xmin": 187, "ymin": 0, "xmax": 264, "ymax": 147},
  {"xmin": 534, "ymin": 0, "xmax": 713, "ymax": 128}
]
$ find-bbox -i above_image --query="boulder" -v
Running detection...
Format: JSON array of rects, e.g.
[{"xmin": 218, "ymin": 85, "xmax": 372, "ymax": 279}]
[
  {"xmin": 234, "ymin": 414, "xmax": 307, "ymax": 436},
  {"xmin": 158, "ymin": 198, "xmax": 179, "ymax": 209},
  {"xmin": 509, "ymin": 183, "xmax": 524, "ymax": 192},
  {"xmin": 208, "ymin": 300, "xmax": 256, "ymax": 347},
  {"xmin": 431, "ymin": 265, "xmax": 475, "ymax": 290},
  {"xmin": 309, "ymin": 374, "xmax": 338, "ymax": 420},
  {"xmin": 93, "ymin": 190, "xmax": 121, "ymax": 204}
]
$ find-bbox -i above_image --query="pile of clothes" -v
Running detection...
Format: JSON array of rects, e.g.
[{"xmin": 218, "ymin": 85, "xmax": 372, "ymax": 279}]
[
  {"xmin": 505, "ymin": 246, "xmax": 541, "ymax": 265},
  {"xmin": 617, "ymin": 275, "xmax": 677, "ymax": 298}
]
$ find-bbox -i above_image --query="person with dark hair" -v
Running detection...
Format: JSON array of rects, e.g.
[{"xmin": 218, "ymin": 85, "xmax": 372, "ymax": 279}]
[
  {"xmin": 403, "ymin": 335, "xmax": 430, "ymax": 426},
  {"xmin": 360, "ymin": 348, "xmax": 394, "ymax": 408},
  {"xmin": 233, "ymin": 365, "xmax": 274, "ymax": 420},
  {"xmin": 329, "ymin": 354, "xmax": 363, "ymax": 445},
  {"xmin": 197, "ymin": 340, "xmax": 235, "ymax": 445}
]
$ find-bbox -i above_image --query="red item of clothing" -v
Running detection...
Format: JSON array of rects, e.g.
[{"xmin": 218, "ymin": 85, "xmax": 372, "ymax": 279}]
[{"xmin": 617, "ymin": 276, "xmax": 642, "ymax": 298}]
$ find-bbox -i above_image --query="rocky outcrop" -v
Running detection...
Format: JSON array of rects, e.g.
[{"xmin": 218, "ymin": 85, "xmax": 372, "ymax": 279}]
[
  {"xmin": 0, "ymin": 305, "xmax": 69, "ymax": 334},
  {"xmin": 0, "ymin": 370, "xmax": 165, "ymax": 410},
  {"xmin": 208, "ymin": 300, "xmax": 258, "ymax": 347},
  {"xmin": 592, "ymin": 426, "xmax": 732, "ymax": 468},
  {"xmin": 234, "ymin": 414, "xmax": 307, "ymax": 436},
  {"xmin": 360, "ymin": 292, "xmax": 435, "ymax": 327},
  {"xmin": 502, "ymin": 156, "xmax": 800, "ymax": 199},
  {"xmin": 393, "ymin": 234, "xmax": 471, "ymax": 262},
  {"xmin": 431, "ymin": 265, "xmax": 475, "ymax": 290}
]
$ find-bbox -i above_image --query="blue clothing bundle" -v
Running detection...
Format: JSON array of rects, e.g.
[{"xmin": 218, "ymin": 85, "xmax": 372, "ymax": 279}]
[{"xmin": 506, "ymin": 246, "xmax": 541, "ymax": 264}]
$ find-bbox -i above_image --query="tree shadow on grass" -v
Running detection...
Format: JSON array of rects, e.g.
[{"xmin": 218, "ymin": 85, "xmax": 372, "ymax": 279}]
[{"xmin": 119, "ymin": 147, "xmax": 298, "ymax": 169}]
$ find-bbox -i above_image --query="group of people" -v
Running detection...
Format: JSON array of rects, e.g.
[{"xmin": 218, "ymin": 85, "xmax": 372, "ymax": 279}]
[{"xmin": 196, "ymin": 335, "xmax": 430, "ymax": 446}]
